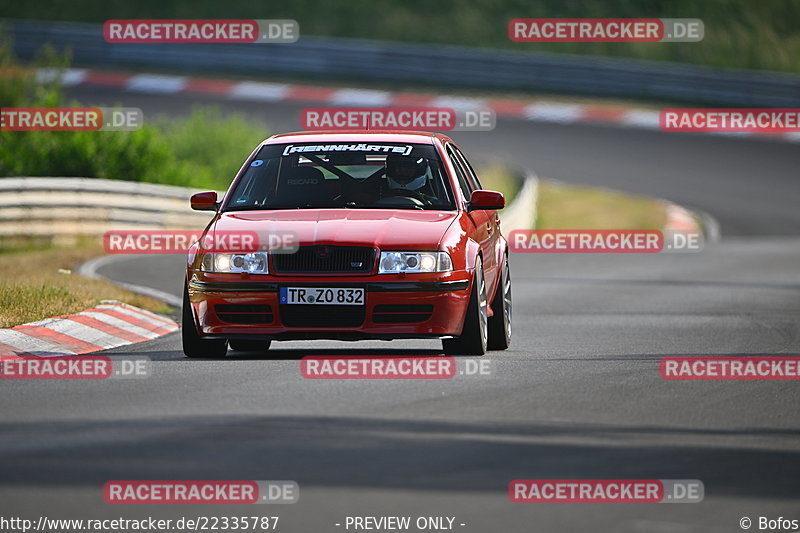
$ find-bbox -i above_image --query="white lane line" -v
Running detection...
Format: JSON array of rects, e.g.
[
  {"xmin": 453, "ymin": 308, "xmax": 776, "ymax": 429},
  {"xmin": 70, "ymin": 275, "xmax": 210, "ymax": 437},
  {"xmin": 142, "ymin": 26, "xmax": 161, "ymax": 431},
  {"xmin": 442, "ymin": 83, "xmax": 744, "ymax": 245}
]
[{"xmin": 78, "ymin": 255, "xmax": 183, "ymax": 308}]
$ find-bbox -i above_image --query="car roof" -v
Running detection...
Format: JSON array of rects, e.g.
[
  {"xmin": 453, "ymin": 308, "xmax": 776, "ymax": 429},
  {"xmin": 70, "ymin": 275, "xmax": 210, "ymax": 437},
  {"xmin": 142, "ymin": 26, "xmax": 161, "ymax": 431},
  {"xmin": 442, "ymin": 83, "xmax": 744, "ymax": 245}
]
[{"xmin": 263, "ymin": 130, "xmax": 453, "ymax": 145}]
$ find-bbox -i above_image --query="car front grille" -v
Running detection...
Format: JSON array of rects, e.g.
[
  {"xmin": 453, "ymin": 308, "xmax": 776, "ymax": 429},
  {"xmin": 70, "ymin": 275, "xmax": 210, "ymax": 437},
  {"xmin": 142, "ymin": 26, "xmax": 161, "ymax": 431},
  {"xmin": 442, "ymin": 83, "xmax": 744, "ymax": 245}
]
[
  {"xmin": 372, "ymin": 304, "xmax": 434, "ymax": 324},
  {"xmin": 272, "ymin": 246, "xmax": 375, "ymax": 274},
  {"xmin": 279, "ymin": 304, "xmax": 365, "ymax": 327},
  {"xmin": 215, "ymin": 304, "xmax": 274, "ymax": 324}
]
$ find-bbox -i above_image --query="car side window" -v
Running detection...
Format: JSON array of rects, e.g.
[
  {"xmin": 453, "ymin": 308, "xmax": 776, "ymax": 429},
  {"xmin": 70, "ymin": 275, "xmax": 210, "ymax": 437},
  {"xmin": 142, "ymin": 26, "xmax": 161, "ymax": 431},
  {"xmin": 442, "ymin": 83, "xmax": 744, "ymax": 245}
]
[
  {"xmin": 446, "ymin": 144, "xmax": 473, "ymax": 201},
  {"xmin": 451, "ymin": 145, "xmax": 483, "ymax": 190}
]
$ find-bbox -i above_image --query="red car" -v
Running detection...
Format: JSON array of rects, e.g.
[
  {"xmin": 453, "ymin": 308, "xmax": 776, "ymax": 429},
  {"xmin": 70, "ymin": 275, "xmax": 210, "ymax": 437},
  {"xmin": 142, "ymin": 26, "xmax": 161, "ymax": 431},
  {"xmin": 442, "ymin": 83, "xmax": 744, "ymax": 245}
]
[{"xmin": 183, "ymin": 131, "xmax": 512, "ymax": 357}]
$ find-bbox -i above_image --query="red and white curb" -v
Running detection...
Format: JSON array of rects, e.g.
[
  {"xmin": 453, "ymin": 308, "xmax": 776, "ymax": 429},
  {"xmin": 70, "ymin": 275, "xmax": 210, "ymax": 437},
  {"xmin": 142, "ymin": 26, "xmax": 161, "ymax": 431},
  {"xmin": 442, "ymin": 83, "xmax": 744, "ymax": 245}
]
[
  {"xmin": 662, "ymin": 200, "xmax": 719, "ymax": 242},
  {"xmin": 663, "ymin": 202, "xmax": 701, "ymax": 232},
  {"xmin": 38, "ymin": 67, "xmax": 800, "ymax": 143},
  {"xmin": 0, "ymin": 301, "xmax": 177, "ymax": 360}
]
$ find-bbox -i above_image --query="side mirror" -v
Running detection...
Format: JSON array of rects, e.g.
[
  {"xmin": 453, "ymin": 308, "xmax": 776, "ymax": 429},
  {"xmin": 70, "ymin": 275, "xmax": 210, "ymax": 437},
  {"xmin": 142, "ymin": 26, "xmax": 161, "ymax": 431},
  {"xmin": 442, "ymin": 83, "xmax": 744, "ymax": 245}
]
[
  {"xmin": 190, "ymin": 191, "xmax": 218, "ymax": 211},
  {"xmin": 468, "ymin": 190, "xmax": 505, "ymax": 211}
]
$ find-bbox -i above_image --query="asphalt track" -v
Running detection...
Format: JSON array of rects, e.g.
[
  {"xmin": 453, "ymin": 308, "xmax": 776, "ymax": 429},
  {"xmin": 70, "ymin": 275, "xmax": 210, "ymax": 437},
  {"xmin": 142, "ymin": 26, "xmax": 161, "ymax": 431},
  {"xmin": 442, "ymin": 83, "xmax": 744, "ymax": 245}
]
[{"xmin": 1, "ymin": 86, "xmax": 799, "ymax": 532}]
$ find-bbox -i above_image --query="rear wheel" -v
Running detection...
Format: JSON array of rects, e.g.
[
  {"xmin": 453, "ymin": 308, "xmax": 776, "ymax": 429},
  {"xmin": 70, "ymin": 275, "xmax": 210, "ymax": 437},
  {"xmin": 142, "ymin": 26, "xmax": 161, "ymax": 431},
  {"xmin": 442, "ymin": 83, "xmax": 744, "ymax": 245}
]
[
  {"xmin": 487, "ymin": 255, "xmax": 512, "ymax": 350},
  {"xmin": 229, "ymin": 340, "xmax": 272, "ymax": 352},
  {"xmin": 442, "ymin": 257, "xmax": 488, "ymax": 356},
  {"xmin": 182, "ymin": 283, "xmax": 227, "ymax": 358}
]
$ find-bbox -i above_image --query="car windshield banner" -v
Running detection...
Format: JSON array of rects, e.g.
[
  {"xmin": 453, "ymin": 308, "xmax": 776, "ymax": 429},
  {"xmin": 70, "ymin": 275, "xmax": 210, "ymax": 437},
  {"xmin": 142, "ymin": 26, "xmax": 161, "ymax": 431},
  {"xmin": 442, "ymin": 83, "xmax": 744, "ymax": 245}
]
[{"xmin": 281, "ymin": 144, "xmax": 414, "ymax": 156}]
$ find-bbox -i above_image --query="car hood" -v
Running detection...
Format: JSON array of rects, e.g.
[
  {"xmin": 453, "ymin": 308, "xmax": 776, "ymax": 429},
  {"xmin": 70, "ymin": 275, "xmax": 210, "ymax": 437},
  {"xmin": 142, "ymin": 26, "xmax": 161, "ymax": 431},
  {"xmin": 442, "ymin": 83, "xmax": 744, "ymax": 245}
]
[{"xmin": 213, "ymin": 209, "xmax": 458, "ymax": 250}]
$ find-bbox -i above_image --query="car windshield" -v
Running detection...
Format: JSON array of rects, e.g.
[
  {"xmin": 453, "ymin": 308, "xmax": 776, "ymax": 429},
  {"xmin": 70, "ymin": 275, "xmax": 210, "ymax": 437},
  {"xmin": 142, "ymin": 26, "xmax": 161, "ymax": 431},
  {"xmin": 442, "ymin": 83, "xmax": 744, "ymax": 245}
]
[{"xmin": 223, "ymin": 142, "xmax": 455, "ymax": 211}]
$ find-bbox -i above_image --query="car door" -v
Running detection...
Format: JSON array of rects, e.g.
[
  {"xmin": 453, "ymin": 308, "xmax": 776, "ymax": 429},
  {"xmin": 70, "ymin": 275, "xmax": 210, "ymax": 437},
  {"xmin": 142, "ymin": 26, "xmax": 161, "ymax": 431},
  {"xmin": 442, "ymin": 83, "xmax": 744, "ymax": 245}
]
[
  {"xmin": 445, "ymin": 143, "xmax": 496, "ymax": 291},
  {"xmin": 450, "ymin": 143, "xmax": 501, "ymax": 293}
]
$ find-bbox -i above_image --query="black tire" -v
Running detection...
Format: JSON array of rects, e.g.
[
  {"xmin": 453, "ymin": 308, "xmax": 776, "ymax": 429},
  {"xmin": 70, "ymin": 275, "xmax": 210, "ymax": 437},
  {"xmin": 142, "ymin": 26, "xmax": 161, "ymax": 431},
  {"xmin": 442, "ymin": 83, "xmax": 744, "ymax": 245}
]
[
  {"xmin": 182, "ymin": 283, "xmax": 227, "ymax": 358},
  {"xmin": 487, "ymin": 255, "xmax": 512, "ymax": 350},
  {"xmin": 229, "ymin": 340, "xmax": 272, "ymax": 352},
  {"xmin": 442, "ymin": 257, "xmax": 488, "ymax": 356}
]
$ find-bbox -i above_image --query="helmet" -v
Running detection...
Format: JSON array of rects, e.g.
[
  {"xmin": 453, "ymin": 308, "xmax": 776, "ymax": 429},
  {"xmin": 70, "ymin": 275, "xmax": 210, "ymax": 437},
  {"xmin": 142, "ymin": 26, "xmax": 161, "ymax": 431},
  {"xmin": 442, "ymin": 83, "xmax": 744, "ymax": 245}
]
[{"xmin": 386, "ymin": 153, "xmax": 428, "ymax": 191}]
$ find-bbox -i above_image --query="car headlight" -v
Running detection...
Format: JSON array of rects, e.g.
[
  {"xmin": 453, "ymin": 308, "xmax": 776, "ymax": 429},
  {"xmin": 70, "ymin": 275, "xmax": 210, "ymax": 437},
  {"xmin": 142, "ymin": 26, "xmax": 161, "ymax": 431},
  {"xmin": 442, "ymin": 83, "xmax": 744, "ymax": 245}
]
[
  {"xmin": 200, "ymin": 252, "xmax": 269, "ymax": 274},
  {"xmin": 378, "ymin": 251, "xmax": 453, "ymax": 274}
]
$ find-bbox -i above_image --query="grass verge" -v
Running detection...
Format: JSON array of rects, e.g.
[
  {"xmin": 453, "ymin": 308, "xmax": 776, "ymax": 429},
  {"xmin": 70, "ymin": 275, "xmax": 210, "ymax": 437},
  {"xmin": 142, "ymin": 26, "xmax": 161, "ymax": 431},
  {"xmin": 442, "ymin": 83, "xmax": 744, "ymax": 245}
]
[
  {"xmin": 0, "ymin": 240, "xmax": 172, "ymax": 328},
  {"xmin": 535, "ymin": 180, "xmax": 667, "ymax": 230},
  {"xmin": 0, "ymin": 42, "xmax": 269, "ymax": 191}
]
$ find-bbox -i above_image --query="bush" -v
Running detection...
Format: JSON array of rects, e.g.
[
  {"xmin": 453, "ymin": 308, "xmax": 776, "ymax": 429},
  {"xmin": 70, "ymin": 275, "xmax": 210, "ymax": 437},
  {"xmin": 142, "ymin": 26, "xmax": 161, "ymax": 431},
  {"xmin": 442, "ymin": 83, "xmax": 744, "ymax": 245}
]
[
  {"xmin": 0, "ymin": 38, "xmax": 268, "ymax": 191},
  {"xmin": 1, "ymin": 0, "xmax": 798, "ymax": 73}
]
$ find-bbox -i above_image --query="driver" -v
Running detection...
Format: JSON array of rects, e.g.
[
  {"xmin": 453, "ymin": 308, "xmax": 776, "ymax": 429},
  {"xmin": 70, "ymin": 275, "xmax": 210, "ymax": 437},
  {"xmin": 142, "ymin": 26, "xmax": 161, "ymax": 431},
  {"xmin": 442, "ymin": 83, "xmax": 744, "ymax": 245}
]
[{"xmin": 384, "ymin": 153, "xmax": 432, "ymax": 202}]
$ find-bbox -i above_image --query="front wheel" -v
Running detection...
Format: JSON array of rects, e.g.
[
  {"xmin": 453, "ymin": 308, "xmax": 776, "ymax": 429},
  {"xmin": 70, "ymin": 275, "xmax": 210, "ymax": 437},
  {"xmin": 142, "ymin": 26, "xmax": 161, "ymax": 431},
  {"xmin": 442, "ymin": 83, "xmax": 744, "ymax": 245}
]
[
  {"xmin": 487, "ymin": 255, "xmax": 512, "ymax": 350},
  {"xmin": 442, "ymin": 257, "xmax": 488, "ymax": 356},
  {"xmin": 182, "ymin": 283, "xmax": 228, "ymax": 358}
]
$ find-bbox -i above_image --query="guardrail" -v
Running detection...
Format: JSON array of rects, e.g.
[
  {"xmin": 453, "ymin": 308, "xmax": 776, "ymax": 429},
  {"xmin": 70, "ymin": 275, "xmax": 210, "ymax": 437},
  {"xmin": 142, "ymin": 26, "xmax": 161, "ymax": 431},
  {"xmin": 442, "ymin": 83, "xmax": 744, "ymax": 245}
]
[
  {"xmin": 5, "ymin": 19, "xmax": 800, "ymax": 107},
  {"xmin": 0, "ymin": 177, "xmax": 215, "ymax": 236},
  {"xmin": 0, "ymin": 173, "xmax": 534, "ymax": 238},
  {"xmin": 498, "ymin": 170, "xmax": 538, "ymax": 231}
]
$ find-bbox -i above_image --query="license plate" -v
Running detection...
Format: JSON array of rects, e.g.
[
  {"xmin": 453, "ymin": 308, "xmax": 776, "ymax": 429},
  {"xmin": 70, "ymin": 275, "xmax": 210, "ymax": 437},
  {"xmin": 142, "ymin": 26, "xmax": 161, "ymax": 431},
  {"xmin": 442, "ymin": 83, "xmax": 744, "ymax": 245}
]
[{"xmin": 280, "ymin": 287, "xmax": 365, "ymax": 305}]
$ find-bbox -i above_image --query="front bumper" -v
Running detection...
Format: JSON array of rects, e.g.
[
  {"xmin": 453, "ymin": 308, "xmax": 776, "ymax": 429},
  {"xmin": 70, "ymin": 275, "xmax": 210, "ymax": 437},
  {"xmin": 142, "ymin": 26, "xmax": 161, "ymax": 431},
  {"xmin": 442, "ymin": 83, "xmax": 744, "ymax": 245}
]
[{"xmin": 187, "ymin": 271, "xmax": 472, "ymax": 340}]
